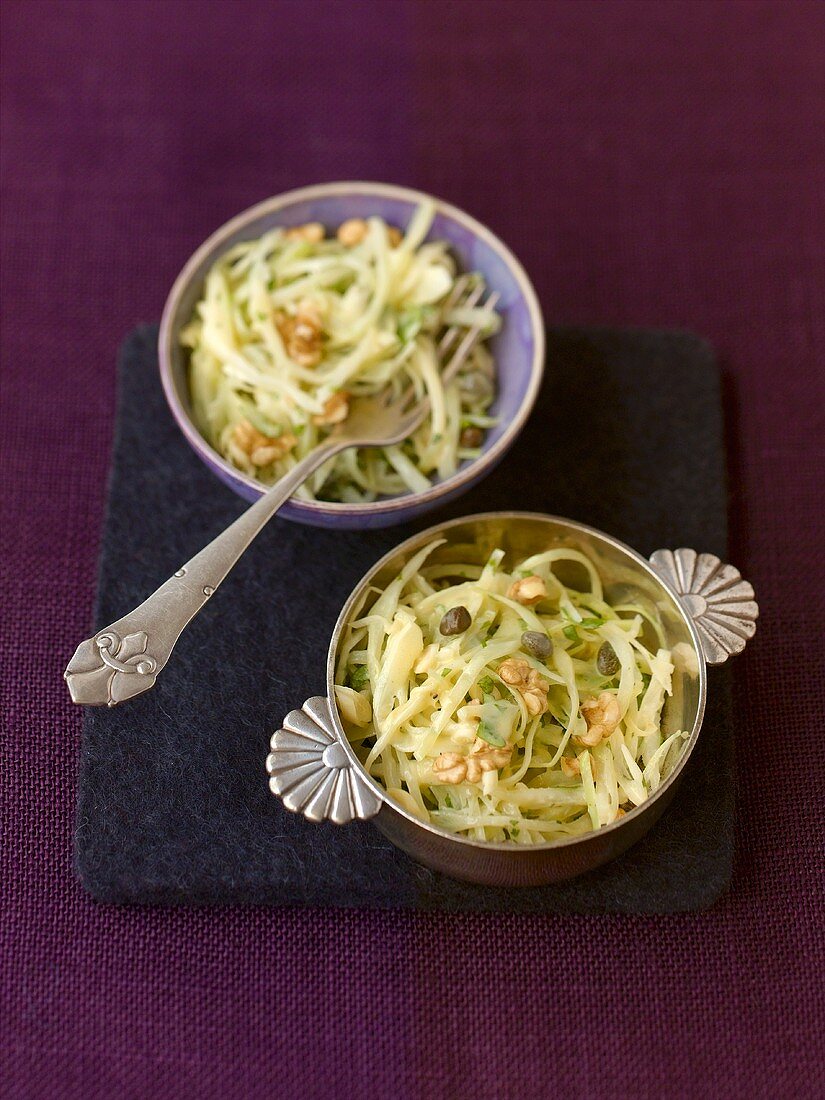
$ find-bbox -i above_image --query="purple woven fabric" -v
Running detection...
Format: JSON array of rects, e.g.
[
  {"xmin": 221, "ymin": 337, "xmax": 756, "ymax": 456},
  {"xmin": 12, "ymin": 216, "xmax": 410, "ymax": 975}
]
[{"xmin": 1, "ymin": 1, "xmax": 823, "ymax": 1097}]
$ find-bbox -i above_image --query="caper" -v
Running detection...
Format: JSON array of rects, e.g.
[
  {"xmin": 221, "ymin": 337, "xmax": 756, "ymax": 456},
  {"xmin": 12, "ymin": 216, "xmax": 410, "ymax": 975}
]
[
  {"xmin": 460, "ymin": 425, "xmax": 484, "ymax": 449},
  {"xmin": 439, "ymin": 605, "xmax": 472, "ymax": 636},
  {"xmin": 521, "ymin": 630, "xmax": 552, "ymax": 660},
  {"xmin": 597, "ymin": 641, "xmax": 620, "ymax": 676}
]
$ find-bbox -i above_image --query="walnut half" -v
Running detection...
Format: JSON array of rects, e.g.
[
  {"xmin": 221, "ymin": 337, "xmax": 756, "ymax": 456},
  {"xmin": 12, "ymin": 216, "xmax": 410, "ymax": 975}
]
[
  {"xmin": 337, "ymin": 218, "xmax": 369, "ymax": 246},
  {"xmin": 506, "ymin": 574, "xmax": 547, "ymax": 605},
  {"xmin": 276, "ymin": 301, "xmax": 324, "ymax": 367},
  {"xmin": 228, "ymin": 419, "xmax": 296, "ymax": 469},
  {"xmin": 432, "ymin": 739, "xmax": 513, "ymax": 785},
  {"xmin": 336, "ymin": 218, "xmax": 402, "ymax": 247},
  {"xmin": 465, "ymin": 738, "xmax": 512, "ymax": 782},
  {"xmin": 497, "ymin": 657, "xmax": 549, "ymax": 716},
  {"xmin": 312, "ymin": 391, "xmax": 349, "ymax": 426},
  {"xmin": 431, "ymin": 752, "xmax": 467, "ymax": 785},
  {"xmin": 577, "ymin": 691, "xmax": 621, "ymax": 746},
  {"xmin": 284, "ymin": 222, "xmax": 325, "ymax": 243},
  {"xmin": 560, "ymin": 755, "xmax": 581, "ymax": 778}
]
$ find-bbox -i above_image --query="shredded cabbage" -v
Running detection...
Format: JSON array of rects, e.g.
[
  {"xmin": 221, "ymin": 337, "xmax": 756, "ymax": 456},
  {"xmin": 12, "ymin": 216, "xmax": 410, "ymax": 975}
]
[
  {"xmin": 334, "ymin": 541, "xmax": 690, "ymax": 844},
  {"xmin": 182, "ymin": 203, "xmax": 501, "ymax": 502}
]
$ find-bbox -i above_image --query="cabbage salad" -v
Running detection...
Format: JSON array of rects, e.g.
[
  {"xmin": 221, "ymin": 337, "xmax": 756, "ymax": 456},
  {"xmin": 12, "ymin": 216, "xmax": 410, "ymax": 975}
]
[
  {"xmin": 334, "ymin": 541, "xmax": 689, "ymax": 844},
  {"xmin": 182, "ymin": 203, "xmax": 500, "ymax": 503}
]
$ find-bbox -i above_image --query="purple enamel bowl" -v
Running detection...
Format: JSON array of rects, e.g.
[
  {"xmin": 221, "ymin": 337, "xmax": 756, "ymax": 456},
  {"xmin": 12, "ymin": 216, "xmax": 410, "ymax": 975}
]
[{"xmin": 158, "ymin": 182, "xmax": 545, "ymax": 528}]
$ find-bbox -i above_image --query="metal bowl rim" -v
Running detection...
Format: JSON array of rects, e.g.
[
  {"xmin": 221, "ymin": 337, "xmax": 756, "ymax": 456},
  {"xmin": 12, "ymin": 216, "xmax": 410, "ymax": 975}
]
[
  {"xmin": 158, "ymin": 180, "xmax": 546, "ymax": 520},
  {"xmin": 324, "ymin": 509, "xmax": 709, "ymax": 854}
]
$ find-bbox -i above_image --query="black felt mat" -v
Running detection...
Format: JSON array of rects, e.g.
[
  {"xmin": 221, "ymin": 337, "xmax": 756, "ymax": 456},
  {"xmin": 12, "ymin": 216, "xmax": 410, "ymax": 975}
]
[{"xmin": 75, "ymin": 325, "xmax": 733, "ymax": 912}]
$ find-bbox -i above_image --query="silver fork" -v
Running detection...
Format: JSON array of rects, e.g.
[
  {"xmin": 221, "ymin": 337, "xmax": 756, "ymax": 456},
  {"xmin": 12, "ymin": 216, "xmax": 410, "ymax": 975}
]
[{"xmin": 64, "ymin": 280, "xmax": 500, "ymax": 706}]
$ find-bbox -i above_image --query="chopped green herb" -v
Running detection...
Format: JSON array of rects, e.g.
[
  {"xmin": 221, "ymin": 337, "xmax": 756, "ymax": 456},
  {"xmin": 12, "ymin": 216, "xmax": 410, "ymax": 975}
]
[
  {"xmin": 563, "ymin": 624, "xmax": 580, "ymax": 642},
  {"xmin": 397, "ymin": 305, "xmax": 426, "ymax": 343},
  {"xmin": 440, "ymin": 667, "xmax": 451, "ymax": 677},
  {"xmin": 477, "ymin": 675, "xmax": 495, "ymax": 695},
  {"xmin": 347, "ymin": 665, "xmax": 369, "ymax": 691},
  {"xmin": 579, "ymin": 617, "xmax": 605, "ymax": 629},
  {"xmin": 477, "ymin": 697, "xmax": 516, "ymax": 747},
  {"xmin": 477, "ymin": 722, "xmax": 506, "ymax": 747}
]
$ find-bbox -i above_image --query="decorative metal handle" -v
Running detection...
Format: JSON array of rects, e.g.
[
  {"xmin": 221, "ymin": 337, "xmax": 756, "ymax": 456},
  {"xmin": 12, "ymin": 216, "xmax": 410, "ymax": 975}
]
[
  {"xmin": 649, "ymin": 549, "xmax": 758, "ymax": 665},
  {"xmin": 267, "ymin": 696, "xmax": 381, "ymax": 824},
  {"xmin": 64, "ymin": 443, "xmax": 338, "ymax": 706}
]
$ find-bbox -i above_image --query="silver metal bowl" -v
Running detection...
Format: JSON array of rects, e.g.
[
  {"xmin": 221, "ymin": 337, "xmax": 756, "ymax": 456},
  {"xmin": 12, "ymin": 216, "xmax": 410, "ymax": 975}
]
[{"xmin": 266, "ymin": 513, "xmax": 757, "ymax": 886}]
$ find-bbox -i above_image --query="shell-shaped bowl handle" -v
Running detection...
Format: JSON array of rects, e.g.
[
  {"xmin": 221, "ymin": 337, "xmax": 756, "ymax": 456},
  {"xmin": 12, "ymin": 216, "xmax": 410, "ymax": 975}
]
[
  {"xmin": 266, "ymin": 696, "xmax": 381, "ymax": 824},
  {"xmin": 649, "ymin": 549, "xmax": 758, "ymax": 665}
]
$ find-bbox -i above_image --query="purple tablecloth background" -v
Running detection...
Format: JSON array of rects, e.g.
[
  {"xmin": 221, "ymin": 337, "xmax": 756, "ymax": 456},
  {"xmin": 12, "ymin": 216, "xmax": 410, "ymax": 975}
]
[{"xmin": 1, "ymin": 1, "xmax": 823, "ymax": 1097}]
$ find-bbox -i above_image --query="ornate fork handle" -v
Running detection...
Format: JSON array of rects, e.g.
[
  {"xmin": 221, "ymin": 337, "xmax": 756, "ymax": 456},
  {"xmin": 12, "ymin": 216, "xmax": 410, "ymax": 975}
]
[
  {"xmin": 65, "ymin": 289, "xmax": 497, "ymax": 707},
  {"xmin": 64, "ymin": 442, "xmax": 339, "ymax": 707}
]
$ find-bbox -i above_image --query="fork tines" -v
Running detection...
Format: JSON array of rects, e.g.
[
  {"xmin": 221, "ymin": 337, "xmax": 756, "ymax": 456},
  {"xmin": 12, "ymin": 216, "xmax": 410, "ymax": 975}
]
[{"xmin": 438, "ymin": 281, "xmax": 500, "ymax": 385}]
